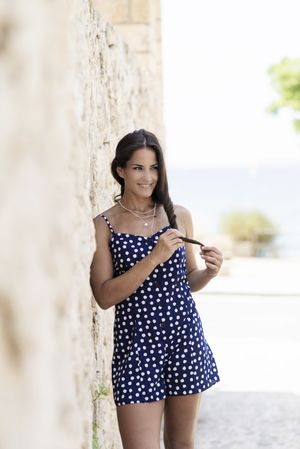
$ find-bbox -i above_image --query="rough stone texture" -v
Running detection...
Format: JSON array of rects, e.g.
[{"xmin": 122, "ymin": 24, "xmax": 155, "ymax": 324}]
[
  {"xmin": 130, "ymin": 0, "xmax": 151, "ymax": 23},
  {"xmin": 93, "ymin": 0, "xmax": 164, "ymax": 140},
  {"xmin": 92, "ymin": 0, "xmax": 129, "ymax": 23},
  {"xmin": 0, "ymin": 1, "xmax": 163, "ymax": 448},
  {"xmin": 114, "ymin": 23, "xmax": 150, "ymax": 52}
]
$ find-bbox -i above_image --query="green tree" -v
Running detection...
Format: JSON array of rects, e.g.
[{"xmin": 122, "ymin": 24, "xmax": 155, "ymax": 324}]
[
  {"xmin": 221, "ymin": 210, "xmax": 277, "ymax": 244},
  {"xmin": 268, "ymin": 57, "xmax": 300, "ymax": 132}
]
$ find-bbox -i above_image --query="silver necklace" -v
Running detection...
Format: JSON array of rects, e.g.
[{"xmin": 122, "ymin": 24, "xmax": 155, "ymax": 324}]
[
  {"xmin": 118, "ymin": 200, "xmax": 157, "ymax": 231},
  {"xmin": 129, "ymin": 204, "xmax": 156, "ymax": 215}
]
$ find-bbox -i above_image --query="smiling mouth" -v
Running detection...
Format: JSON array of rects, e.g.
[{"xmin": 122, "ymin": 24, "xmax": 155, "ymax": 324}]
[{"xmin": 138, "ymin": 184, "xmax": 153, "ymax": 188}]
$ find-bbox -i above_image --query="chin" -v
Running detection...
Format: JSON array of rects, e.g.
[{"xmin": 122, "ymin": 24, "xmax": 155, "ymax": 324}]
[
  {"xmin": 135, "ymin": 184, "xmax": 156, "ymax": 198},
  {"xmin": 140, "ymin": 192, "xmax": 153, "ymax": 198}
]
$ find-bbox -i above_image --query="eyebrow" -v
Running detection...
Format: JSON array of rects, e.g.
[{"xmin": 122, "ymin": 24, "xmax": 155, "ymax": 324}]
[{"xmin": 129, "ymin": 163, "xmax": 158, "ymax": 167}]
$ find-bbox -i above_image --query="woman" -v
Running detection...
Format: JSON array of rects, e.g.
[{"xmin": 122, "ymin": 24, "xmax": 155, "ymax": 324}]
[{"xmin": 90, "ymin": 129, "xmax": 223, "ymax": 449}]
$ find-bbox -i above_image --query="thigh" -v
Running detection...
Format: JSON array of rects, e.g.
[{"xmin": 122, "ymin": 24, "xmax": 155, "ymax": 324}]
[
  {"xmin": 117, "ymin": 399, "xmax": 165, "ymax": 449},
  {"xmin": 163, "ymin": 393, "xmax": 202, "ymax": 449}
]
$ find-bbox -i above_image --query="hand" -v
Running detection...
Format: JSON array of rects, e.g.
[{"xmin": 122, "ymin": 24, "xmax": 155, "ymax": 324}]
[
  {"xmin": 200, "ymin": 246, "xmax": 223, "ymax": 277},
  {"xmin": 150, "ymin": 228, "xmax": 185, "ymax": 265}
]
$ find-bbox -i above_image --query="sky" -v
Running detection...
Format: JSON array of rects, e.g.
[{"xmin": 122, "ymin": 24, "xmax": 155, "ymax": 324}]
[{"xmin": 161, "ymin": 0, "xmax": 300, "ymax": 169}]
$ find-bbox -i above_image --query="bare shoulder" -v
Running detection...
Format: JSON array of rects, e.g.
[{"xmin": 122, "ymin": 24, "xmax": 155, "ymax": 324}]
[
  {"xmin": 173, "ymin": 204, "xmax": 194, "ymax": 235},
  {"xmin": 93, "ymin": 204, "xmax": 118, "ymax": 224},
  {"xmin": 173, "ymin": 204, "xmax": 193, "ymax": 221},
  {"xmin": 93, "ymin": 204, "xmax": 119, "ymax": 242}
]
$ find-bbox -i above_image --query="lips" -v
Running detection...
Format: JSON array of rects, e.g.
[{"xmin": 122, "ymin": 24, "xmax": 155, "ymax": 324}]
[{"xmin": 138, "ymin": 184, "xmax": 153, "ymax": 189}]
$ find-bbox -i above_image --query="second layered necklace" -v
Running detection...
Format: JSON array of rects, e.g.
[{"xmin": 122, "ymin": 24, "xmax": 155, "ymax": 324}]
[{"xmin": 118, "ymin": 200, "xmax": 157, "ymax": 235}]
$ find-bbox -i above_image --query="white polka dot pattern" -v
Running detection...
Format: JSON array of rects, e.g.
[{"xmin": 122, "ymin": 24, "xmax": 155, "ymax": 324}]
[{"xmin": 101, "ymin": 214, "xmax": 220, "ymax": 406}]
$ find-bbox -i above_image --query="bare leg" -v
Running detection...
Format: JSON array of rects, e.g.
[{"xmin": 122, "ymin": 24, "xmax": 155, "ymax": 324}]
[
  {"xmin": 163, "ymin": 393, "xmax": 202, "ymax": 449},
  {"xmin": 117, "ymin": 399, "xmax": 165, "ymax": 449}
]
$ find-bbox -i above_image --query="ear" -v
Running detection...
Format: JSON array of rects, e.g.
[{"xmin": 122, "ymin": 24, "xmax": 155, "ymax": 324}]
[{"xmin": 116, "ymin": 166, "xmax": 125, "ymax": 179}]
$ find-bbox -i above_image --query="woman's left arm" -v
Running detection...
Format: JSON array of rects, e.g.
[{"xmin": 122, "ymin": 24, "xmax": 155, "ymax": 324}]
[
  {"xmin": 176, "ymin": 205, "xmax": 223, "ymax": 292},
  {"xmin": 187, "ymin": 245, "xmax": 223, "ymax": 292}
]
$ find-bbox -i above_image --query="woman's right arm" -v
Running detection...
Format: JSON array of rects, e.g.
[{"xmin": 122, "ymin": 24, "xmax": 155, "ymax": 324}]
[{"xmin": 89, "ymin": 216, "xmax": 184, "ymax": 310}]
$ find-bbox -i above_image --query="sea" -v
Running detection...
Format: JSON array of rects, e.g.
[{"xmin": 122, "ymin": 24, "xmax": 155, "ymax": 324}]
[{"xmin": 168, "ymin": 165, "xmax": 300, "ymax": 258}]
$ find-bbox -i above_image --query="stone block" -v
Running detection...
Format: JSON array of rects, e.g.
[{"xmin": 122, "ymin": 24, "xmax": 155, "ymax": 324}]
[
  {"xmin": 93, "ymin": 0, "xmax": 129, "ymax": 23},
  {"xmin": 115, "ymin": 23, "xmax": 150, "ymax": 52},
  {"xmin": 130, "ymin": 0, "xmax": 151, "ymax": 23},
  {"xmin": 135, "ymin": 52, "xmax": 151, "ymax": 70}
]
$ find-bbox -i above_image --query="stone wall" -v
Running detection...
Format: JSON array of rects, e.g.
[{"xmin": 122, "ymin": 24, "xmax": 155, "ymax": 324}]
[
  {"xmin": 0, "ymin": 1, "xmax": 163, "ymax": 448},
  {"xmin": 92, "ymin": 0, "xmax": 164, "ymax": 139}
]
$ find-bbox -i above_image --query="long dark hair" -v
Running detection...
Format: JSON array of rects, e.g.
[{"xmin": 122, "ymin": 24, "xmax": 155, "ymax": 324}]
[{"xmin": 111, "ymin": 129, "xmax": 178, "ymax": 228}]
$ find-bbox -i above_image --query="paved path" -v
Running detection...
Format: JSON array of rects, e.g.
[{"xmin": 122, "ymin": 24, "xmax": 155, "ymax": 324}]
[
  {"xmin": 197, "ymin": 391, "xmax": 300, "ymax": 449},
  {"xmin": 193, "ymin": 293, "xmax": 300, "ymax": 449}
]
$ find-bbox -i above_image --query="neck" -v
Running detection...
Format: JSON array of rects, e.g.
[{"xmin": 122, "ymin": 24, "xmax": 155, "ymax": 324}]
[{"xmin": 120, "ymin": 193, "xmax": 155, "ymax": 212}]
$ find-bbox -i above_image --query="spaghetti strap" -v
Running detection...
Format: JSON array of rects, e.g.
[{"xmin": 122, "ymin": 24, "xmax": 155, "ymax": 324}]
[{"xmin": 100, "ymin": 214, "xmax": 114, "ymax": 234}]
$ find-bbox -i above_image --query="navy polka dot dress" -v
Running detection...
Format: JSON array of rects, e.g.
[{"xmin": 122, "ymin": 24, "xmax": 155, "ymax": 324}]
[{"xmin": 101, "ymin": 214, "xmax": 220, "ymax": 406}]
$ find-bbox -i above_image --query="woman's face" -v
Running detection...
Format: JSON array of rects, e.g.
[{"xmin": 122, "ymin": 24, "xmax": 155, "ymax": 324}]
[{"xmin": 117, "ymin": 147, "xmax": 159, "ymax": 198}]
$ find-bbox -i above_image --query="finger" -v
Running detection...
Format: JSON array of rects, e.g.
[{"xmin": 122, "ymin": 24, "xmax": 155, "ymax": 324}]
[
  {"xmin": 201, "ymin": 253, "xmax": 222, "ymax": 264},
  {"xmin": 201, "ymin": 254, "xmax": 219, "ymax": 263},
  {"xmin": 168, "ymin": 234, "xmax": 185, "ymax": 244},
  {"xmin": 174, "ymin": 239, "xmax": 185, "ymax": 247},
  {"xmin": 201, "ymin": 249, "xmax": 223, "ymax": 260},
  {"xmin": 202, "ymin": 246, "xmax": 222, "ymax": 255},
  {"xmin": 205, "ymin": 262, "xmax": 219, "ymax": 272},
  {"xmin": 204, "ymin": 260, "xmax": 221, "ymax": 270},
  {"xmin": 166, "ymin": 228, "xmax": 185, "ymax": 238}
]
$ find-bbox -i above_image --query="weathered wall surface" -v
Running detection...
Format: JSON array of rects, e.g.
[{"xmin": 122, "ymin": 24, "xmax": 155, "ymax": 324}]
[
  {"xmin": 0, "ymin": 1, "xmax": 163, "ymax": 448},
  {"xmin": 92, "ymin": 0, "xmax": 164, "ymax": 140}
]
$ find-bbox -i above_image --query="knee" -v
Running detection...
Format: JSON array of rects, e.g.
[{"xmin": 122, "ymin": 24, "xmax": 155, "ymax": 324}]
[{"xmin": 164, "ymin": 436, "xmax": 194, "ymax": 449}]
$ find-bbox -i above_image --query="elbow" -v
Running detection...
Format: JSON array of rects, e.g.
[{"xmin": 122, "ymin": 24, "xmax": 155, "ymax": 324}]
[
  {"xmin": 94, "ymin": 295, "xmax": 113, "ymax": 310},
  {"xmin": 94, "ymin": 294, "xmax": 111, "ymax": 310},
  {"xmin": 98, "ymin": 300, "xmax": 111, "ymax": 310},
  {"xmin": 90, "ymin": 284, "xmax": 111, "ymax": 310}
]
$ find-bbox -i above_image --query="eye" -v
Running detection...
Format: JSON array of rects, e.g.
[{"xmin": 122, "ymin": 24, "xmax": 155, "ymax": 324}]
[
  {"xmin": 152, "ymin": 166, "xmax": 159, "ymax": 170},
  {"xmin": 133, "ymin": 166, "xmax": 143, "ymax": 170}
]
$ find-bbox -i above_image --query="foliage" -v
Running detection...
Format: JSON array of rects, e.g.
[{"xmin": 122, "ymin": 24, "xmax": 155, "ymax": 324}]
[
  {"xmin": 92, "ymin": 421, "xmax": 99, "ymax": 449},
  {"xmin": 268, "ymin": 57, "xmax": 300, "ymax": 132},
  {"xmin": 91, "ymin": 385, "xmax": 109, "ymax": 449},
  {"xmin": 221, "ymin": 210, "xmax": 277, "ymax": 243},
  {"xmin": 92, "ymin": 384, "xmax": 109, "ymax": 403}
]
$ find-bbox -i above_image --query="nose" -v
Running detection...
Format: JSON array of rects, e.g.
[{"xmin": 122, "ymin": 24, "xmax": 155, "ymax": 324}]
[{"xmin": 142, "ymin": 169, "xmax": 153, "ymax": 182}]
